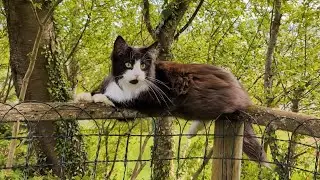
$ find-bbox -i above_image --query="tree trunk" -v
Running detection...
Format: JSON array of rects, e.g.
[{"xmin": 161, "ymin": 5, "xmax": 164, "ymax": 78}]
[
  {"xmin": 152, "ymin": 49, "xmax": 175, "ymax": 179},
  {"xmin": 264, "ymin": 0, "xmax": 282, "ymax": 107},
  {"xmin": 263, "ymin": 0, "xmax": 282, "ymax": 150},
  {"xmin": 3, "ymin": 0, "xmax": 61, "ymax": 175},
  {"xmin": 2, "ymin": 0, "xmax": 86, "ymax": 177},
  {"xmin": 262, "ymin": 0, "xmax": 285, "ymax": 179},
  {"xmin": 152, "ymin": 36, "xmax": 175, "ymax": 177},
  {"xmin": 143, "ymin": 0, "xmax": 192, "ymax": 178}
]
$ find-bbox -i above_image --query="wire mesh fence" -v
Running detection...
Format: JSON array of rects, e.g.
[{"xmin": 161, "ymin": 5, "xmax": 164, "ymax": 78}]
[{"xmin": 0, "ymin": 101, "xmax": 320, "ymax": 179}]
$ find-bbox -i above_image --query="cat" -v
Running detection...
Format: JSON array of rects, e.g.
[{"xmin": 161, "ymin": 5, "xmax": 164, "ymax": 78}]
[{"xmin": 76, "ymin": 36, "xmax": 268, "ymax": 166}]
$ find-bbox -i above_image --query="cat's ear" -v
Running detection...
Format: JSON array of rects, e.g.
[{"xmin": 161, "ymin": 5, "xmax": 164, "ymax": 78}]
[
  {"xmin": 113, "ymin": 36, "xmax": 128, "ymax": 55},
  {"xmin": 146, "ymin": 41, "xmax": 159, "ymax": 59}
]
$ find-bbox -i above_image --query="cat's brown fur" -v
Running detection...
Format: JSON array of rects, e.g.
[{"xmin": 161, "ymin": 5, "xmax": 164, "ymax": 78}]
[
  {"xmin": 90, "ymin": 36, "xmax": 268, "ymax": 166},
  {"xmin": 155, "ymin": 61, "xmax": 252, "ymax": 119}
]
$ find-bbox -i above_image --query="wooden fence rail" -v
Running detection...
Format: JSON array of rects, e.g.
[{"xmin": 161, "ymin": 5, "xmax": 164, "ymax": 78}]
[
  {"xmin": 1, "ymin": 102, "xmax": 319, "ymax": 180},
  {"xmin": 0, "ymin": 102, "xmax": 319, "ymax": 137}
]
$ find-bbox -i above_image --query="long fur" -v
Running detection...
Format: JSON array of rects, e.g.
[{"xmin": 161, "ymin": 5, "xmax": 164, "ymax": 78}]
[{"xmin": 87, "ymin": 36, "xmax": 268, "ymax": 166}]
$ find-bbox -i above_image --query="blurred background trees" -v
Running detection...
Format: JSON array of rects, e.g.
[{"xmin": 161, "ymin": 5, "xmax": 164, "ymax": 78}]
[{"xmin": 0, "ymin": 0, "xmax": 319, "ymax": 179}]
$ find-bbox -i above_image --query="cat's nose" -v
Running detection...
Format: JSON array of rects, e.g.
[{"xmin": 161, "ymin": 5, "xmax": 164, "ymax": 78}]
[
  {"xmin": 129, "ymin": 79, "xmax": 139, "ymax": 84},
  {"xmin": 129, "ymin": 75, "xmax": 140, "ymax": 84}
]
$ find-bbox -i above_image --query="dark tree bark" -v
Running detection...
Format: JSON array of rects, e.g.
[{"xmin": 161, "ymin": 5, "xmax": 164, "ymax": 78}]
[
  {"xmin": 154, "ymin": 1, "xmax": 190, "ymax": 60},
  {"xmin": 2, "ymin": 0, "xmax": 84, "ymax": 177},
  {"xmin": 264, "ymin": 0, "xmax": 282, "ymax": 107},
  {"xmin": 263, "ymin": 0, "xmax": 282, "ymax": 152},
  {"xmin": 262, "ymin": 0, "xmax": 289, "ymax": 179},
  {"xmin": 3, "ymin": 0, "xmax": 60, "ymax": 174},
  {"xmin": 143, "ymin": 0, "xmax": 194, "ymax": 179}
]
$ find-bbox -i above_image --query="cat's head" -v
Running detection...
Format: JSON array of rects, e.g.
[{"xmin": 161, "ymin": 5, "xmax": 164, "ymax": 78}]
[{"xmin": 111, "ymin": 36, "xmax": 158, "ymax": 90}]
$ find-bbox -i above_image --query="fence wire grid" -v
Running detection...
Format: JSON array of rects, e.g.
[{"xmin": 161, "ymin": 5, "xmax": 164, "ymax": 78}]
[{"xmin": 0, "ymin": 101, "xmax": 320, "ymax": 179}]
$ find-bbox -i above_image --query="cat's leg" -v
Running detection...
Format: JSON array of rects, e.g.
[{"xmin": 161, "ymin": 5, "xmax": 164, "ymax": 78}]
[
  {"xmin": 74, "ymin": 92, "xmax": 93, "ymax": 102},
  {"xmin": 92, "ymin": 93, "xmax": 115, "ymax": 106},
  {"xmin": 92, "ymin": 94, "xmax": 133, "ymax": 121},
  {"xmin": 74, "ymin": 93, "xmax": 114, "ymax": 106},
  {"xmin": 187, "ymin": 120, "xmax": 208, "ymax": 138}
]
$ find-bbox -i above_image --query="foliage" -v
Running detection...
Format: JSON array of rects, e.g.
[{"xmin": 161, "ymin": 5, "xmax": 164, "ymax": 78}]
[
  {"xmin": 44, "ymin": 32, "xmax": 87, "ymax": 177},
  {"xmin": 0, "ymin": 0, "xmax": 319, "ymax": 179}
]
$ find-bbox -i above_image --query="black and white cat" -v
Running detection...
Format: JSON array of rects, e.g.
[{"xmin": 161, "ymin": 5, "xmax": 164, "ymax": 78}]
[{"xmin": 76, "ymin": 36, "xmax": 268, "ymax": 166}]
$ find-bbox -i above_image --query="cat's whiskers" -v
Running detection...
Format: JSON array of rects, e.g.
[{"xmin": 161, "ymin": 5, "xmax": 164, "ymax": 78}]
[
  {"xmin": 148, "ymin": 86, "xmax": 169, "ymax": 108},
  {"xmin": 150, "ymin": 83, "xmax": 173, "ymax": 106},
  {"xmin": 146, "ymin": 79, "xmax": 172, "ymax": 103},
  {"xmin": 145, "ymin": 80, "xmax": 167, "ymax": 105},
  {"xmin": 145, "ymin": 79, "xmax": 173, "ymax": 107},
  {"xmin": 147, "ymin": 77, "xmax": 170, "ymax": 90},
  {"xmin": 145, "ymin": 89, "xmax": 155, "ymax": 104},
  {"xmin": 144, "ymin": 81, "xmax": 162, "ymax": 105}
]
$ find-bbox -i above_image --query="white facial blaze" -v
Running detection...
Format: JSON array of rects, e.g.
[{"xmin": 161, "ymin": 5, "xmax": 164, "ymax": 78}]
[
  {"xmin": 104, "ymin": 60, "xmax": 149, "ymax": 103},
  {"xmin": 123, "ymin": 60, "xmax": 146, "ymax": 82}
]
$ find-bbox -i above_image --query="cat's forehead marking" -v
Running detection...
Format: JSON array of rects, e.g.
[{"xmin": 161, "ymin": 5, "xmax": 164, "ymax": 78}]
[{"xmin": 129, "ymin": 50, "xmax": 149, "ymax": 61}]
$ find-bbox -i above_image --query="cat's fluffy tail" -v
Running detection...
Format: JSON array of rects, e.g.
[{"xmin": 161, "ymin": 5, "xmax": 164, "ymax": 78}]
[
  {"xmin": 187, "ymin": 120, "xmax": 269, "ymax": 167},
  {"xmin": 243, "ymin": 122, "xmax": 269, "ymax": 167}
]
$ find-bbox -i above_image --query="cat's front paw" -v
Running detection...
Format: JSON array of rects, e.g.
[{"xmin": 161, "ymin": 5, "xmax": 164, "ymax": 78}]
[
  {"xmin": 74, "ymin": 92, "xmax": 93, "ymax": 103},
  {"xmin": 92, "ymin": 94, "xmax": 115, "ymax": 107}
]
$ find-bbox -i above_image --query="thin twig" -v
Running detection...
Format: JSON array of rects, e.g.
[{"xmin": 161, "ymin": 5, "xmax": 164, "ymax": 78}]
[
  {"xmin": 130, "ymin": 132, "xmax": 151, "ymax": 180},
  {"xmin": 65, "ymin": 0, "xmax": 94, "ymax": 62},
  {"xmin": 174, "ymin": 0, "xmax": 204, "ymax": 40},
  {"xmin": 2, "ymin": 76, "xmax": 13, "ymax": 103},
  {"xmin": 0, "ymin": 65, "xmax": 10, "ymax": 100},
  {"xmin": 131, "ymin": 162, "xmax": 147, "ymax": 180},
  {"xmin": 142, "ymin": 0, "xmax": 155, "ymax": 39},
  {"xmin": 212, "ymin": 15, "xmax": 241, "ymax": 62},
  {"xmin": 192, "ymin": 147, "xmax": 214, "ymax": 179},
  {"xmin": 106, "ymin": 126, "xmax": 123, "ymax": 179},
  {"xmin": 30, "ymin": 0, "xmax": 41, "ymax": 25},
  {"xmin": 248, "ymin": 73, "xmax": 264, "ymax": 91},
  {"xmin": 18, "ymin": 26, "xmax": 43, "ymax": 102}
]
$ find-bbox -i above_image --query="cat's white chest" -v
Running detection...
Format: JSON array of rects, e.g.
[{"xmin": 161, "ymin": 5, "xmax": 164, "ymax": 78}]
[{"xmin": 103, "ymin": 81, "xmax": 148, "ymax": 103}]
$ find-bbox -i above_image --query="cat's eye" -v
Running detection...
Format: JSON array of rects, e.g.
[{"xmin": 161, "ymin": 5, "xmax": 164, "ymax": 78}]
[
  {"xmin": 140, "ymin": 63, "xmax": 146, "ymax": 69},
  {"xmin": 125, "ymin": 62, "xmax": 132, "ymax": 68}
]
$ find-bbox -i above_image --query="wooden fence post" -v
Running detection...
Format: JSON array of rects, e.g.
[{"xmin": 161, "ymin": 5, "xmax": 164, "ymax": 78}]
[{"xmin": 212, "ymin": 120, "xmax": 244, "ymax": 180}]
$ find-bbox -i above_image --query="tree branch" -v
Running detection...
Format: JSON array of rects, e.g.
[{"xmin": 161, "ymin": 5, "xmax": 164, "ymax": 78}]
[
  {"xmin": 30, "ymin": 0, "xmax": 41, "ymax": 25},
  {"xmin": 264, "ymin": 0, "xmax": 282, "ymax": 106},
  {"xmin": 130, "ymin": 133, "xmax": 151, "ymax": 180},
  {"xmin": 263, "ymin": 0, "xmax": 282, "ymax": 159},
  {"xmin": 0, "ymin": 65, "xmax": 11, "ymax": 101},
  {"xmin": 153, "ymin": 0, "xmax": 192, "ymax": 61},
  {"xmin": 142, "ymin": 0, "xmax": 155, "ymax": 40},
  {"xmin": 66, "ymin": 0, "xmax": 93, "ymax": 62},
  {"xmin": 2, "ymin": 76, "xmax": 13, "ymax": 103},
  {"xmin": 192, "ymin": 147, "xmax": 214, "ymax": 179},
  {"xmin": 43, "ymin": 0, "xmax": 63, "ymax": 25},
  {"xmin": 174, "ymin": 0, "xmax": 204, "ymax": 40}
]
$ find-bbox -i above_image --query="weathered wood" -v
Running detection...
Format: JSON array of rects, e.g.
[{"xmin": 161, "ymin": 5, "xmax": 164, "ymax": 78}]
[
  {"xmin": 212, "ymin": 120, "xmax": 244, "ymax": 180},
  {"xmin": 0, "ymin": 102, "xmax": 146, "ymax": 122},
  {"xmin": 246, "ymin": 105, "xmax": 320, "ymax": 137},
  {"xmin": 0, "ymin": 103, "xmax": 319, "ymax": 137}
]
